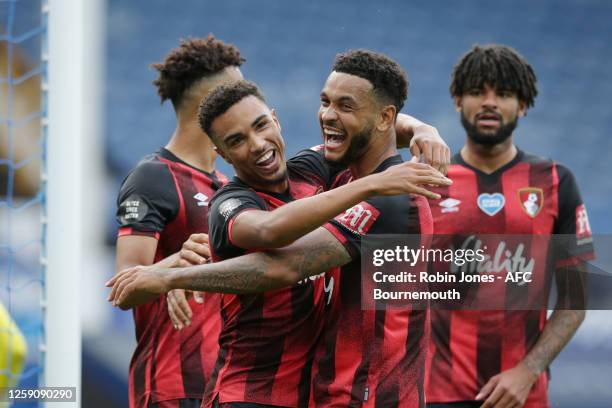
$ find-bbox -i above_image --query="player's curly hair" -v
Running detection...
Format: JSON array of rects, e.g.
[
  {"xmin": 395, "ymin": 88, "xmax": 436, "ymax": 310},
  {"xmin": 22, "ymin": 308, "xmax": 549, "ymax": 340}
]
[
  {"xmin": 151, "ymin": 35, "xmax": 245, "ymax": 110},
  {"xmin": 198, "ymin": 80, "xmax": 266, "ymax": 139},
  {"xmin": 450, "ymin": 44, "xmax": 538, "ymax": 109},
  {"xmin": 332, "ymin": 49, "xmax": 408, "ymax": 114}
]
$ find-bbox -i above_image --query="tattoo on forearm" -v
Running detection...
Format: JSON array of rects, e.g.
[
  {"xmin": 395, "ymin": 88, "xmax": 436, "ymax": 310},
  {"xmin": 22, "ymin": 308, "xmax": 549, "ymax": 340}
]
[
  {"xmin": 523, "ymin": 309, "xmax": 584, "ymax": 375},
  {"xmin": 177, "ymin": 231, "xmax": 351, "ymax": 294}
]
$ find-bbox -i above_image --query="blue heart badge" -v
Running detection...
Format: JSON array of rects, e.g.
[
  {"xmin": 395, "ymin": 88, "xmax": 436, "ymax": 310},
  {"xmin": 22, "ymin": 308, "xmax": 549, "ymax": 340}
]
[{"xmin": 477, "ymin": 193, "xmax": 505, "ymax": 216}]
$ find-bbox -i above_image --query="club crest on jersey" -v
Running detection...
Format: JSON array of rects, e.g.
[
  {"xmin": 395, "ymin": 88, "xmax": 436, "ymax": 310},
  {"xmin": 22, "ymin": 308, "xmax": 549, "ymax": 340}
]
[
  {"xmin": 477, "ymin": 193, "xmax": 505, "ymax": 216},
  {"xmin": 193, "ymin": 192, "xmax": 209, "ymax": 207},
  {"xmin": 518, "ymin": 188, "xmax": 543, "ymax": 218},
  {"xmin": 335, "ymin": 201, "xmax": 379, "ymax": 235},
  {"xmin": 439, "ymin": 197, "xmax": 461, "ymax": 213}
]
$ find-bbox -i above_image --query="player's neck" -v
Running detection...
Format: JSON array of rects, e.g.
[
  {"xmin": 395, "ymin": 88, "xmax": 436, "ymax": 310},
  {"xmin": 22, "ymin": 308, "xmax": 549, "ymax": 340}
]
[
  {"xmin": 348, "ymin": 131, "xmax": 397, "ymax": 179},
  {"xmin": 166, "ymin": 119, "xmax": 216, "ymax": 173},
  {"xmin": 461, "ymin": 138, "xmax": 517, "ymax": 174}
]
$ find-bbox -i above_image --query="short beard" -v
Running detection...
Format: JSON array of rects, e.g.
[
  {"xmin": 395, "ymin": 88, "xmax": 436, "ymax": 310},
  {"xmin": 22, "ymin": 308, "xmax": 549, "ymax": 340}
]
[
  {"xmin": 461, "ymin": 111, "xmax": 518, "ymax": 147},
  {"xmin": 258, "ymin": 168, "xmax": 288, "ymax": 186},
  {"xmin": 335, "ymin": 122, "xmax": 374, "ymax": 167}
]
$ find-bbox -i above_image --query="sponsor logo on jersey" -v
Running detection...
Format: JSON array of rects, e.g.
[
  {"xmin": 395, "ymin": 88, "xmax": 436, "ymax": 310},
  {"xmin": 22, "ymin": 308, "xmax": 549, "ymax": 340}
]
[
  {"xmin": 334, "ymin": 201, "xmax": 380, "ymax": 235},
  {"xmin": 439, "ymin": 197, "xmax": 461, "ymax": 213},
  {"xmin": 518, "ymin": 187, "xmax": 543, "ymax": 218},
  {"xmin": 575, "ymin": 204, "xmax": 593, "ymax": 242},
  {"xmin": 219, "ymin": 198, "xmax": 243, "ymax": 221},
  {"xmin": 477, "ymin": 193, "xmax": 505, "ymax": 216},
  {"xmin": 193, "ymin": 192, "xmax": 209, "ymax": 207}
]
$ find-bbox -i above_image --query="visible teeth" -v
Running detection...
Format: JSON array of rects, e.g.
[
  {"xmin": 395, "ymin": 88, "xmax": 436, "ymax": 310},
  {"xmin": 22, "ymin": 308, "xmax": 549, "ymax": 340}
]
[
  {"xmin": 324, "ymin": 128, "xmax": 344, "ymax": 137},
  {"xmin": 256, "ymin": 150, "xmax": 274, "ymax": 165}
]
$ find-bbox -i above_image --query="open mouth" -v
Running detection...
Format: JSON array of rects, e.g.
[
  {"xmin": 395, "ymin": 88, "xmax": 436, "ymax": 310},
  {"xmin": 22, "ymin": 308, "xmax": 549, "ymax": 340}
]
[
  {"xmin": 323, "ymin": 127, "xmax": 346, "ymax": 150},
  {"xmin": 255, "ymin": 149, "xmax": 278, "ymax": 171},
  {"xmin": 476, "ymin": 112, "xmax": 502, "ymax": 127}
]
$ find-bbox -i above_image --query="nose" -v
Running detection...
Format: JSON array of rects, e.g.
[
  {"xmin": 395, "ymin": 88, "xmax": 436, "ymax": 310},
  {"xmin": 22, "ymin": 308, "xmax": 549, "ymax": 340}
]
[
  {"xmin": 320, "ymin": 104, "xmax": 338, "ymax": 122},
  {"xmin": 482, "ymin": 88, "xmax": 498, "ymax": 109},
  {"xmin": 248, "ymin": 132, "xmax": 267, "ymax": 154}
]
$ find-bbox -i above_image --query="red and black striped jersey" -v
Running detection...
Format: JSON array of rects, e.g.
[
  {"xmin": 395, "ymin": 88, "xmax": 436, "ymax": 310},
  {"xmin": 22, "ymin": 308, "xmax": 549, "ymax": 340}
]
[
  {"xmin": 312, "ymin": 155, "xmax": 433, "ymax": 408},
  {"xmin": 203, "ymin": 148, "xmax": 342, "ymax": 408},
  {"xmin": 116, "ymin": 148, "xmax": 227, "ymax": 408},
  {"xmin": 425, "ymin": 150, "xmax": 595, "ymax": 407}
]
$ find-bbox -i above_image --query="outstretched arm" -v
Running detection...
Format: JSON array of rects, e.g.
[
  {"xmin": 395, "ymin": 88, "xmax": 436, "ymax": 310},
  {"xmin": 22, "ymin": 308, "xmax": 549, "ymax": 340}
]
[
  {"xmin": 107, "ymin": 227, "xmax": 351, "ymax": 306},
  {"xmin": 230, "ymin": 161, "xmax": 450, "ymax": 249}
]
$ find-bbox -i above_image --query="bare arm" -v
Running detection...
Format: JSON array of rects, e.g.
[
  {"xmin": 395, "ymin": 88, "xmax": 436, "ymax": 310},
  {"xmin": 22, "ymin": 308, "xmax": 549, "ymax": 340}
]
[
  {"xmin": 108, "ymin": 227, "xmax": 351, "ymax": 305},
  {"xmin": 396, "ymin": 113, "xmax": 450, "ymax": 175},
  {"xmin": 231, "ymin": 162, "xmax": 450, "ymax": 249},
  {"xmin": 522, "ymin": 263, "xmax": 587, "ymax": 376},
  {"xmin": 477, "ymin": 263, "xmax": 587, "ymax": 407},
  {"xmin": 115, "ymin": 235, "xmax": 160, "ymax": 309}
]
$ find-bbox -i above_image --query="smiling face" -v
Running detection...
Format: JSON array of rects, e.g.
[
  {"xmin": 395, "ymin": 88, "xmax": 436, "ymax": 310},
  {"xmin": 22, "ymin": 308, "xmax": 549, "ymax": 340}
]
[
  {"xmin": 210, "ymin": 95, "xmax": 287, "ymax": 191},
  {"xmin": 318, "ymin": 71, "xmax": 380, "ymax": 165},
  {"xmin": 456, "ymin": 83, "xmax": 526, "ymax": 146}
]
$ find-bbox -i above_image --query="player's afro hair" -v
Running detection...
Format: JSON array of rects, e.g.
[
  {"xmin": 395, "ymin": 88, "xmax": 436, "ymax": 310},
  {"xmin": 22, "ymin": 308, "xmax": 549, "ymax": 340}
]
[
  {"xmin": 450, "ymin": 44, "xmax": 538, "ymax": 109},
  {"xmin": 151, "ymin": 35, "xmax": 245, "ymax": 109},
  {"xmin": 332, "ymin": 49, "xmax": 408, "ymax": 114},
  {"xmin": 198, "ymin": 80, "xmax": 266, "ymax": 139}
]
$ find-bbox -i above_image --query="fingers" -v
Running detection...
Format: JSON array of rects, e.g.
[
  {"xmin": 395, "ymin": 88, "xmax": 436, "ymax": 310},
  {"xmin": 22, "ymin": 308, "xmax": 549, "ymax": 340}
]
[
  {"xmin": 181, "ymin": 238, "xmax": 211, "ymax": 264},
  {"xmin": 108, "ymin": 269, "xmax": 133, "ymax": 302},
  {"xmin": 189, "ymin": 233, "xmax": 209, "ymax": 244},
  {"xmin": 476, "ymin": 376, "xmax": 498, "ymax": 401},
  {"xmin": 193, "ymin": 291, "xmax": 204, "ymax": 304},
  {"xmin": 114, "ymin": 275, "xmax": 137, "ymax": 307},
  {"xmin": 166, "ymin": 297, "xmax": 184, "ymax": 329},
  {"xmin": 409, "ymin": 141, "xmax": 422, "ymax": 161},
  {"xmin": 481, "ymin": 384, "xmax": 505, "ymax": 408},
  {"xmin": 180, "ymin": 248, "xmax": 208, "ymax": 265},
  {"xmin": 167, "ymin": 289, "xmax": 192, "ymax": 329},
  {"xmin": 410, "ymin": 186, "xmax": 441, "ymax": 200}
]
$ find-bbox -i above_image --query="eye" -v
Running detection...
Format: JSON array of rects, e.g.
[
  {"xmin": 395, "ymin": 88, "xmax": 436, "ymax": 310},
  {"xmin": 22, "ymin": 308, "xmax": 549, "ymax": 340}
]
[
  {"xmin": 226, "ymin": 136, "xmax": 244, "ymax": 148},
  {"xmin": 320, "ymin": 97, "xmax": 330, "ymax": 107},
  {"xmin": 498, "ymin": 90, "xmax": 514, "ymax": 98},
  {"xmin": 468, "ymin": 89, "xmax": 481, "ymax": 96},
  {"xmin": 340, "ymin": 104, "xmax": 353, "ymax": 112},
  {"xmin": 255, "ymin": 119, "xmax": 269, "ymax": 131}
]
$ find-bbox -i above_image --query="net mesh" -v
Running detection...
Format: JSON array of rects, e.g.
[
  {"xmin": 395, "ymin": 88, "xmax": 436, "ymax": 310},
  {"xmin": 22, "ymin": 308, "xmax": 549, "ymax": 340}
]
[{"xmin": 0, "ymin": 0, "xmax": 46, "ymax": 405}]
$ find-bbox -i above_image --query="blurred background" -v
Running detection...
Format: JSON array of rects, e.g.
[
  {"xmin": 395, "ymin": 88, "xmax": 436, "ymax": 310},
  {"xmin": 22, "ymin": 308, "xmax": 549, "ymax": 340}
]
[{"xmin": 1, "ymin": 0, "xmax": 611, "ymax": 406}]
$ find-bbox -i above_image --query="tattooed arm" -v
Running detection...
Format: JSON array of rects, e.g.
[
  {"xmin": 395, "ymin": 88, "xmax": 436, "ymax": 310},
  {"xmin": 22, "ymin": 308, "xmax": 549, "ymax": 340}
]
[
  {"xmin": 477, "ymin": 263, "xmax": 587, "ymax": 407},
  {"xmin": 522, "ymin": 262, "xmax": 587, "ymax": 376},
  {"xmin": 107, "ymin": 227, "xmax": 351, "ymax": 305}
]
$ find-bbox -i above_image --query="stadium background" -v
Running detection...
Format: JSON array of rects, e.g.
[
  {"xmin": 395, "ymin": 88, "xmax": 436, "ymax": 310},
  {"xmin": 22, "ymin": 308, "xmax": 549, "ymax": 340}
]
[{"xmin": 1, "ymin": 0, "xmax": 611, "ymax": 407}]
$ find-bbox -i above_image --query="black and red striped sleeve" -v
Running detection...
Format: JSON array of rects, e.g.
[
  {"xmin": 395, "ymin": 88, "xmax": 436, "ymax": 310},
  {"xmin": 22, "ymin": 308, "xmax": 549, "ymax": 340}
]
[
  {"xmin": 554, "ymin": 163, "xmax": 595, "ymax": 266},
  {"xmin": 288, "ymin": 145, "xmax": 347, "ymax": 190},
  {"xmin": 116, "ymin": 157, "xmax": 179, "ymax": 239},
  {"xmin": 208, "ymin": 182, "xmax": 268, "ymax": 260}
]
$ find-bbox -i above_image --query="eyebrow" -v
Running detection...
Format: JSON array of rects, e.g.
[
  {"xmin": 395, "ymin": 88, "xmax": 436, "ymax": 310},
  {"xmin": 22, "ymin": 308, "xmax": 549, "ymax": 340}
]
[
  {"xmin": 251, "ymin": 114, "xmax": 268, "ymax": 128},
  {"xmin": 320, "ymin": 92, "xmax": 359, "ymax": 105}
]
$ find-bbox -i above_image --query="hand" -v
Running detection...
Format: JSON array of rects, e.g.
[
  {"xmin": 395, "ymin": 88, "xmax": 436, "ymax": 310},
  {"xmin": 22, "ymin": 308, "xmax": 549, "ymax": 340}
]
[
  {"xmin": 372, "ymin": 161, "xmax": 452, "ymax": 200},
  {"xmin": 166, "ymin": 289, "xmax": 204, "ymax": 330},
  {"xmin": 106, "ymin": 264, "xmax": 172, "ymax": 308},
  {"xmin": 409, "ymin": 126, "xmax": 451, "ymax": 175},
  {"xmin": 177, "ymin": 233, "xmax": 211, "ymax": 266},
  {"xmin": 476, "ymin": 363, "xmax": 539, "ymax": 408}
]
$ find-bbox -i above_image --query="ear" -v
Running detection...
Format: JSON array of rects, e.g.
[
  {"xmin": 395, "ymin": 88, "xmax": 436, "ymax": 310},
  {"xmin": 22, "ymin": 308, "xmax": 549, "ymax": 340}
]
[
  {"xmin": 454, "ymin": 96, "xmax": 462, "ymax": 112},
  {"xmin": 376, "ymin": 105, "xmax": 396, "ymax": 132},
  {"xmin": 518, "ymin": 100, "xmax": 527, "ymax": 117},
  {"xmin": 214, "ymin": 144, "xmax": 232, "ymax": 165},
  {"xmin": 270, "ymin": 108, "xmax": 282, "ymax": 132}
]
